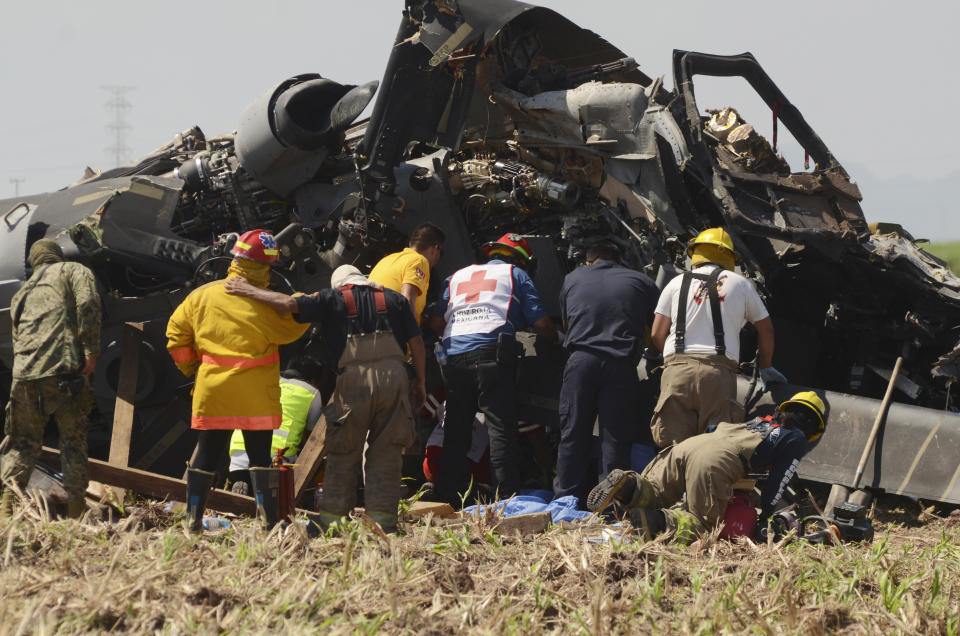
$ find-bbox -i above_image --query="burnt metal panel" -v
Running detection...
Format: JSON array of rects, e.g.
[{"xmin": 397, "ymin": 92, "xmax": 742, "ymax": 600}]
[
  {"xmin": 390, "ymin": 151, "xmax": 477, "ymax": 280},
  {"xmin": 673, "ymin": 50, "xmax": 836, "ymax": 169},
  {"xmin": 360, "ymin": 0, "xmax": 655, "ymax": 183}
]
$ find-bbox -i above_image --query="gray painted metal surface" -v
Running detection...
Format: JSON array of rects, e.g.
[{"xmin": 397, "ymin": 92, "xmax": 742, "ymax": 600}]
[
  {"xmin": 739, "ymin": 378, "xmax": 960, "ymax": 504},
  {"xmin": 234, "ymin": 80, "xmax": 331, "ymax": 198}
]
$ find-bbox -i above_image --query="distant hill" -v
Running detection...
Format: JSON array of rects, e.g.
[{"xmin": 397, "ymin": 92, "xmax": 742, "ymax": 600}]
[
  {"xmin": 925, "ymin": 242, "xmax": 960, "ymax": 275},
  {"xmin": 847, "ymin": 164, "xmax": 958, "ymax": 242}
]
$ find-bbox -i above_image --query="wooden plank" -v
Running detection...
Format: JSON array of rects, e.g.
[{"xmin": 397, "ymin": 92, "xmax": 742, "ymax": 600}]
[
  {"xmin": 39, "ymin": 446, "xmax": 257, "ymax": 517},
  {"xmin": 293, "ymin": 413, "xmax": 328, "ymax": 500},
  {"xmin": 86, "ymin": 480, "xmax": 109, "ymax": 501},
  {"xmin": 404, "ymin": 500, "xmax": 457, "ymax": 519},
  {"xmin": 495, "ymin": 511, "xmax": 552, "ymax": 536},
  {"xmin": 733, "ymin": 478, "xmax": 757, "ymax": 491},
  {"xmin": 106, "ymin": 322, "xmax": 143, "ymax": 503}
]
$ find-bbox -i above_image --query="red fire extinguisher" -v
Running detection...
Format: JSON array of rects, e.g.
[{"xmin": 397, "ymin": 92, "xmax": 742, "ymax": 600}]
[{"xmin": 273, "ymin": 447, "xmax": 295, "ymax": 522}]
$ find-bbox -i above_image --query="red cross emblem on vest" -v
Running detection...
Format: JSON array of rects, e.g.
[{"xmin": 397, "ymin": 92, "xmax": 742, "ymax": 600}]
[{"xmin": 456, "ymin": 269, "xmax": 497, "ymax": 303}]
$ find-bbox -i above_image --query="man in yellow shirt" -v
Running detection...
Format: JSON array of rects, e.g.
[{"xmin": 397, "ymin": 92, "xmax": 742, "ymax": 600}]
[{"xmin": 369, "ymin": 223, "xmax": 444, "ymax": 323}]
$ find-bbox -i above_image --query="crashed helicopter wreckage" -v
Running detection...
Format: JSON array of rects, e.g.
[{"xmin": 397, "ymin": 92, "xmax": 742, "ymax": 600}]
[{"xmin": 1, "ymin": 0, "xmax": 958, "ymax": 505}]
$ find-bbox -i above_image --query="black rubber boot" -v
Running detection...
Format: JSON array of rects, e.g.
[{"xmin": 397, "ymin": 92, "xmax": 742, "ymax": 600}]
[
  {"xmin": 306, "ymin": 509, "xmax": 342, "ymax": 538},
  {"xmin": 587, "ymin": 470, "xmax": 661, "ymax": 512},
  {"xmin": 367, "ymin": 510, "xmax": 399, "ymax": 534},
  {"xmin": 249, "ymin": 467, "xmax": 280, "ymax": 531},
  {"xmin": 586, "ymin": 469, "xmax": 637, "ymax": 511},
  {"xmin": 185, "ymin": 468, "xmax": 215, "ymax": 533}
]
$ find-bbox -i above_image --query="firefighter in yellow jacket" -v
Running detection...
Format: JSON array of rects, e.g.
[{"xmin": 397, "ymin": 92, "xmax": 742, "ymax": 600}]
[{"xmin": 166, "ymin": 229, "xmax": 309, "ymax": 531}]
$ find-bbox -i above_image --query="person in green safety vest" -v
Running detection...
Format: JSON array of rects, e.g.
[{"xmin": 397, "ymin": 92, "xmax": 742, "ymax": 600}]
[{"xmin": 227, "ymin": 360, "xmax": 325, "ymax": 495}]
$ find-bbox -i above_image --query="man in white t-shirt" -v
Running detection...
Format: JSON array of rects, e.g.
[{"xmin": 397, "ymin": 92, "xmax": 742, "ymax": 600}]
[{"xmin": 648, "ymin": 228, "xmax": 786, "ymax": 447}]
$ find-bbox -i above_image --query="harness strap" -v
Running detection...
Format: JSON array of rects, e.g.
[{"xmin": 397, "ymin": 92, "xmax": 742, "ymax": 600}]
[
  {"xmin": 373, "ymin": 289, "xmax": 390, "ymax": 332},
  {"xmin": 342, "ymin": 286, "xmax": 357, "ymax": 316},
  {"xmin": 341, "ymin": 285, "xmax": 391, "ymax": 335},
  {"xmin": 675, "ymin": 265, "xmax": 725, "ymax": 356}
]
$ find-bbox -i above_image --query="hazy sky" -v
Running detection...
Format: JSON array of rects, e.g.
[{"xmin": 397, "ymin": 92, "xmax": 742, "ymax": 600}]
[{"xmin": 2, "ymin": 1, "xmax": 957, "ymax": 237}]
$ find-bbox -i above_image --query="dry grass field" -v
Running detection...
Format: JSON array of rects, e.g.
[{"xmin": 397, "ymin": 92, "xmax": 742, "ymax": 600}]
[{"xmin": 0, "ymin": 494, "xmax": 957, "ymax": 634}]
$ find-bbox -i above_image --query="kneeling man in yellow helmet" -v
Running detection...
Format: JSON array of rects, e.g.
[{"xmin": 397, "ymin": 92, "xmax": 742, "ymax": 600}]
[
  {"xmin": 648, "ymin": 227, "xmax": 786, "ymax": 447},
  {"xmin": 588, "ymin": 391, "xmax": 826, "ymax": 544}
]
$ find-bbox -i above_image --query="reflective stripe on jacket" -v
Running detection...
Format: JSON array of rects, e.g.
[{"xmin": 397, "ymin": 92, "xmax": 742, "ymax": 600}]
[
  {"xmin": 228, "ymin": 378, "xmax": 320, "ymax": 460},
  {"xmin": 165, "ymin": 268, "xmax": 309, "ymax": 430}
]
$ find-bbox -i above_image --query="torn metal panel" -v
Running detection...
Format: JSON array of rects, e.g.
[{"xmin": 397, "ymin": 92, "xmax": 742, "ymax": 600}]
[
  {"xmin": 98, "ymin": 176, "xmax": 203, "ymax": 273},
  {"xmin": 598, "ymin": 175, "xmax": 658, "ymax": 226},
  {"xmin": 933, "ymin": 344, "xmax": 960, "ymax": 380},
  {"xmin": 864, "ymin": 232, "xmax": 960, "ymax": 301},
  {"xmin": 493, "ymin": 81, "xmax": 654, "ymax": 158}
]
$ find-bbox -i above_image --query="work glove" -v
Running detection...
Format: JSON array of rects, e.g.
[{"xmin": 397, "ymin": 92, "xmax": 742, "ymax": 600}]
[
  {"xmin": 759, "ymin": 366, "xmax": 787, "ymax": 392},
  {"xmin": 642, "ymin": 347, "xmax": 663, "ymax": 379}
]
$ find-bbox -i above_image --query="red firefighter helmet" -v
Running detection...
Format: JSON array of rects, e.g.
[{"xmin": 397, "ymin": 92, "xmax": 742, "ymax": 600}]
[
  {"xmin": 719, "ymin": 492, "xmax": 758, "ymax": 539},
  {"xmin": 231, "ymin": 229, "xmax": 279, "ymax": 265},
  {"xmin": 482, "ymin": 233, "xmax": 532, "ymax": 264}
]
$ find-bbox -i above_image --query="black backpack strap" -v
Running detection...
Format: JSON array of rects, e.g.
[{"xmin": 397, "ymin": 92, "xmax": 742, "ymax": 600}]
[{"xmin": 704, "ymin": 267, "xmax": 726, "ymax": 356}]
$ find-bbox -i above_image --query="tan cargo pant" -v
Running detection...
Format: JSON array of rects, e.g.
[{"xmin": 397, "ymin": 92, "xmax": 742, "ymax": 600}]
[
  {"xmin": 640, "ymin": 421, "xmax": 761, "ymax": 531},
  {"xmin": 320, "ymin": 357, "xmax": 414, "ymax": 524},
  {"xmin": 650, "ymin": 353, "xmax": 744, "ymax": 447}
]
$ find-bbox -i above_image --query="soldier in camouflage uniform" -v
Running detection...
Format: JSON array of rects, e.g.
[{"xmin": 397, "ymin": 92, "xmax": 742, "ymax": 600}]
[{"xmin": 1, "ymin": 239, "xmax": 101, "ymax": 519}]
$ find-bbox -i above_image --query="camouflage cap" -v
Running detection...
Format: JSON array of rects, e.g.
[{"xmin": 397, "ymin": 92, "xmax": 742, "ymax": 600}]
[{"xmin": 28, "ymin": 239, "xmax": 64, "ymax": 268}]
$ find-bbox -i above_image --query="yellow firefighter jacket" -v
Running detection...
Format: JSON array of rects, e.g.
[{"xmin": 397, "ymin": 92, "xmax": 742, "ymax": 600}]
[{"xmin": 166, "ymin": 259, "xmax": 309, "ymax": 430}]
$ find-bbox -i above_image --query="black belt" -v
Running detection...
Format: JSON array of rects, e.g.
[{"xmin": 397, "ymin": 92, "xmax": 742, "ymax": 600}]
[
  {"xmin": 567, "ymin": 345, "xmax": 635, "ymax": 361},
  {"xmin": 447, "ymin": 347, "xmax": 497, "ymax": 364}
]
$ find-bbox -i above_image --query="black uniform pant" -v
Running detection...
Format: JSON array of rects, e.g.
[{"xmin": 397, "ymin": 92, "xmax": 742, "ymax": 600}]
[
  {"xmin": 553, "ymin": 349, "xmax": 640, "ymax": 505},
  {"xmin": 191, "ymin": 429, "xmax": 272, "ymax": 472},
  {"xmin": 436, "ymin": 348, "xmax": 519, "ymax": 505}
]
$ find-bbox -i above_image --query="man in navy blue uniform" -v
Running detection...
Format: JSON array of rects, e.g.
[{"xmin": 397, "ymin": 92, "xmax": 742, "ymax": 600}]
[
  {"xmin": 429, "ymin": 233, "xmax": 557, "ymax": 506},
  {"xmin": 552, "ymin": 241, "xmax": 660, "ymax": 506}
]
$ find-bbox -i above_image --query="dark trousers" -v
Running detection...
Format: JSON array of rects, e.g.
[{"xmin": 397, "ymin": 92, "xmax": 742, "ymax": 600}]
[
  {"xmin": 436, "ymin": 349, "xmax": 519, "ymax": 505},
  {"xmin": 553, "ymin": 349, "xmax": 640, "ymax": 505},
  {"xmin": 192, "ymin": 429, "xmax": 272, "ymax": 472}
]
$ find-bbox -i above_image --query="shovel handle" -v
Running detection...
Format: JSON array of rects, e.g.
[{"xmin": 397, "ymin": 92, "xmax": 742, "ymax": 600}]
[{"xmin": 851, "ymin": 356, "xmax": 903, "ymax": 490}]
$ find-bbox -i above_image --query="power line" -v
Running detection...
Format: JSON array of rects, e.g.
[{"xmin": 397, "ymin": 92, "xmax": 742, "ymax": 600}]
[
  {"xmin": 9, "ymin": 177, "xmax": 25, "ymax": 197},
  {"xmin": 101, "ymin": 85, "xmax": 135, "ymax": 167}
]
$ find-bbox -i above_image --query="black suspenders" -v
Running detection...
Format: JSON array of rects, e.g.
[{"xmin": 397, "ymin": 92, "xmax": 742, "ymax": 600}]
[{"xmin": 674, "ymin": 266, "xmax": 726, "ymax": 356}]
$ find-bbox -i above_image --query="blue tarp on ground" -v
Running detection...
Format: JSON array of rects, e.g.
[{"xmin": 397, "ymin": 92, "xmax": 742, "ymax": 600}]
[
  {"xmin": 459, "ymin": 444, "xmax": 658, "ymax": 524},
  {"xmin": 462, "ymin": 490, "xmax": 592, "ymax": 523}
]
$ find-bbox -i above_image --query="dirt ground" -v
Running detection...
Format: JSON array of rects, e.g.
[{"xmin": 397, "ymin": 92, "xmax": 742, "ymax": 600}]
[{"xmin": 0, "ymin": 493, "xmax": 957, "ymax": 634}]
